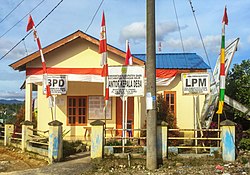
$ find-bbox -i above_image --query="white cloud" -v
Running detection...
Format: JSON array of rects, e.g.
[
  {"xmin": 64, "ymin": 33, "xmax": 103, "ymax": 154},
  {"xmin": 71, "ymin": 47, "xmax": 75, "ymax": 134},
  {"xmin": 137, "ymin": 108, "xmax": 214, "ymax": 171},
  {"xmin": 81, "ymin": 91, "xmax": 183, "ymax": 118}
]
[
  {"xmin": 0, "ymin": 39, "xmax": 27, "ymax": 60},
  {"xmin": 119, "ymin": 22, "xmax": 146, "ymax": 44},
  {"xmin": 0, "ymin": 90, "xmax": 24, "ymax": 100},
  {"xmin": 119, "ymin": 21, "xmax": 187, "ymax": 44},
  {"xmin": 163, "ymin": 35, "xmax": 221, "ymax": 54}
]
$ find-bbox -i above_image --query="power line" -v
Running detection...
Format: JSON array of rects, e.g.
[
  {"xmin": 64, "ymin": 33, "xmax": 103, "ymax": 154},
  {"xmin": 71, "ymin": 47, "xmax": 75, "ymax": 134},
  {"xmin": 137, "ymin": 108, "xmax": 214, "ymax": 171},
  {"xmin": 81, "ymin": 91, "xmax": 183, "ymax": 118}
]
[
  {"xmin": 0, "ymin": 0, "xmax": 26, "ymax": 24},
  {"xmin": 0, "ymin": 0, "xmax": 64, "ymax": 61},
  {"xmin": 85, "ymin": 0, "xmax": 105, "ymax": 32},
  {"xmin": 188, "ymin": 0, "xmax": 211, "ymax": 66},
  {"xmin": 0, "ymin": 0, "xmax": 46, "ymax": 39},
  {"xmin": 173, "ymin": 0, "xmax": 188, "ymax": 67}
]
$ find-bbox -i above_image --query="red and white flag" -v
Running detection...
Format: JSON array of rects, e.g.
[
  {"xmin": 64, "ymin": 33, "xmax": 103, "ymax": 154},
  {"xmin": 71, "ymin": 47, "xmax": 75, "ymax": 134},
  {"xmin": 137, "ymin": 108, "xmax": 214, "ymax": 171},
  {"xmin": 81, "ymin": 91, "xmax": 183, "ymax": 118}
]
[
  {"xmin": 26, "ymin": 15, "xmax": 52, "ymax": 102},
  {"xmin": 99, "ymin": 12, "xmax": 109, "ymax": 107},
  {"xmin": 125, "ymin": 42, "xmax": 132, "ymax": 65},
  {"xmin": 99, "ymin": 12, "xmax": 107, "ymax": 66}
]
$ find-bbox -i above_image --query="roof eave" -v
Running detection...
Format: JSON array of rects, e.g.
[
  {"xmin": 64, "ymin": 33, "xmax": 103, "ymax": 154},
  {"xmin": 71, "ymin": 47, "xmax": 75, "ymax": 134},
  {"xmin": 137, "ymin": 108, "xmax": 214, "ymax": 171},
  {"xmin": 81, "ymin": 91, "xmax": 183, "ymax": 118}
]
[{"xmin": 9, "ymin": 30, "xmax": 144, "ymax": 70}]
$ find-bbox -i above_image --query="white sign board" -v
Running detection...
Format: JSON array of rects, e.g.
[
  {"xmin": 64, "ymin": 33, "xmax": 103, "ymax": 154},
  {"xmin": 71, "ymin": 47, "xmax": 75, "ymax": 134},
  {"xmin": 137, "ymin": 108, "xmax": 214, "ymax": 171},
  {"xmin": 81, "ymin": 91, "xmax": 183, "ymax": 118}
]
[
  {"xmin": 182, "ymin": 73, "xmax": 210, "ymax": 95},
  {"xmin": 108, "ymin": 66, "xmax": 145, "ymax": 97},
  {"xmin": 43, "ymin": 75, "xmax": 67, "ymax": 95}
]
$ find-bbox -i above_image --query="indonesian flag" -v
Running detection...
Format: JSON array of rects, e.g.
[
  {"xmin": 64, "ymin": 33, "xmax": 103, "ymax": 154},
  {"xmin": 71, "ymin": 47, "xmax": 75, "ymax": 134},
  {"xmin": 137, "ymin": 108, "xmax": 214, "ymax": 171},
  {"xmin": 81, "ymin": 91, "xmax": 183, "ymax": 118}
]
[
  {"xmin": 99, "ymin": 12, "xmax": 109, "ymax": 108},
  {"xmin": 125, "ymin": 42, "xmax": 132, "ymax": 65},
  {"xmin": 99, "ymin": 12, "xmax": 107, "ymax": 66},
  {"xmin": 26, "ymin": 15, "xmax": 52, "ymax": 101}
]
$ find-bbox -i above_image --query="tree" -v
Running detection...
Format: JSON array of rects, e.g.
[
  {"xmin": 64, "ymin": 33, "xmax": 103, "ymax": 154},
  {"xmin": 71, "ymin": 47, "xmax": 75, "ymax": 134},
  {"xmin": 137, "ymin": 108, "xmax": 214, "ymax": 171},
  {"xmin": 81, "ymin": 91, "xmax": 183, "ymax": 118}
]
[{"xmin": 226, "ymin": 59, "xmax": 250, "ymax": 119}]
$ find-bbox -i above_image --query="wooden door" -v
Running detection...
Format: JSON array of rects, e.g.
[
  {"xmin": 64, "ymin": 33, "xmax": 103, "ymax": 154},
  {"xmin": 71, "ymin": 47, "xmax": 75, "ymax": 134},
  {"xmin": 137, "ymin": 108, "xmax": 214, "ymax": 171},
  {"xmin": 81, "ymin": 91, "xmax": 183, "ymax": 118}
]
[{"xmin": 116, "ymin": 97, "xmax": 134, "ymax": 136}]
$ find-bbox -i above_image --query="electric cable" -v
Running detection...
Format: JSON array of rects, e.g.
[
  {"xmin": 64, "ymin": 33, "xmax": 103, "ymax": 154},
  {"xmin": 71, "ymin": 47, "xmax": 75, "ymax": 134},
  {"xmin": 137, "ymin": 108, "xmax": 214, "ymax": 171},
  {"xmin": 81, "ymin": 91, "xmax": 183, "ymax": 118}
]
[
  {"xmin": 188, "ymin": 0, "xmax": 215, "ymax": 71},
  {"xmin": 85, "ymin": 0, "xmax": 105, "ymax": 32},
  {"xmin": 0, "ymin": 0, "xmax": 64, "ymax": 61},
  {"xmin": 0, "ymin": 0, "xmax": 26, "ymax": 24},
  {"xmin": 173, "ymin": 0, "xmax": 188, "ymax": 68},
  {"xmin": 0, "ymin": 0, "xmax": 46, "ymax": 39}
]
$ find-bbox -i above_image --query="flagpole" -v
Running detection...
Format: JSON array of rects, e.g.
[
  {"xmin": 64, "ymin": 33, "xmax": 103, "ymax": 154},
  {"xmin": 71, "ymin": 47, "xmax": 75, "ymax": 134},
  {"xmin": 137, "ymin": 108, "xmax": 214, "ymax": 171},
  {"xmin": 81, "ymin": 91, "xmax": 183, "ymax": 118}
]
[
  {"xmin": 99, "ymin": 12, "xmax": 109, "ymax": 141},
  {"xmin": 26, "ymin": 15, "xmax": 53, "ymax": 120}
]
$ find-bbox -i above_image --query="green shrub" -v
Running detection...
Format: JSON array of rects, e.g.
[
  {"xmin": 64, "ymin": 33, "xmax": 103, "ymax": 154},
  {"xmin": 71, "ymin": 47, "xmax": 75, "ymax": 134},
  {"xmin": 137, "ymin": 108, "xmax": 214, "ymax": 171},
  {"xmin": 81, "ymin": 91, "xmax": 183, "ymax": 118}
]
[
  {"xmin": 239, "ymin": 129, "xmax": 250, "ymax": 150},
  {"xmin": 239, "ymin": 138, "xmax": 250, "ymax": 150}
]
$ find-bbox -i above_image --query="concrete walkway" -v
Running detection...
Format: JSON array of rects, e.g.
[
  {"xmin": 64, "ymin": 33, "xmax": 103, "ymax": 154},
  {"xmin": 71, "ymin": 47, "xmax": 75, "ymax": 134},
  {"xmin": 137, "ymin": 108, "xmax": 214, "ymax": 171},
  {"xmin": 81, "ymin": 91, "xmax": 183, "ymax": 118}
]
[{"xmin": 0, "ymin": 152, "xmax": 91, "ymax": 175}]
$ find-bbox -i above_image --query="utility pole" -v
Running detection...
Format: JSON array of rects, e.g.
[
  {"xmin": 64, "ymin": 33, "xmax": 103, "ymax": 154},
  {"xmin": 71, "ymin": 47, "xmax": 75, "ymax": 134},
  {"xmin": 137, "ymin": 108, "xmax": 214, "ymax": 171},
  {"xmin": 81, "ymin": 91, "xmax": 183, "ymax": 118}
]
[{"xmin": 146, "ymin": 0, "xmax": 157, "ymax": 170}]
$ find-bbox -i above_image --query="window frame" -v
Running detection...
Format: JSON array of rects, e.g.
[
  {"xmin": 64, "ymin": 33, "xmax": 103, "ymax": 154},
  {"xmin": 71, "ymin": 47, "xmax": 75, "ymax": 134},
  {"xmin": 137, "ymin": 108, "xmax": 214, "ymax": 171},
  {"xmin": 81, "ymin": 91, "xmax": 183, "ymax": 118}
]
[
  {"xmin": 164, "ymin": 91, "xmax": 176, "ymax": 117},
  {"xmin": 67, "ymin": 96, "xmax": 88, "ymax": 126}
]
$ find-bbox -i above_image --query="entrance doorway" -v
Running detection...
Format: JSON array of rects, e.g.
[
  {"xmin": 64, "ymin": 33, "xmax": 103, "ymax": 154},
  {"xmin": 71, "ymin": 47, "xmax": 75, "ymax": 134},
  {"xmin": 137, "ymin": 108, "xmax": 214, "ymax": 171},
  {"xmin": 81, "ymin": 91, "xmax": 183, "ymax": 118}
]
[{"xmin": 116, "ymin": 97, "xmax": 134, "ymax": 136}]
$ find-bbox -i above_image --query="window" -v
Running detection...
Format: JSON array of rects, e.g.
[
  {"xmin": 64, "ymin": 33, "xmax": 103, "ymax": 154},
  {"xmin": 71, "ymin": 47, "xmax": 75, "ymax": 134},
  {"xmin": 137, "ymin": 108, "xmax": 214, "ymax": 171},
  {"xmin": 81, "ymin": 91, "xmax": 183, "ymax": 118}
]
[
  {"xmin": 67, "ymin": 96, "xmax": 87, "ymax": 125},
  {"xmin": 164, "ymin": 91, "xmax": 176, "ymax": 116}
]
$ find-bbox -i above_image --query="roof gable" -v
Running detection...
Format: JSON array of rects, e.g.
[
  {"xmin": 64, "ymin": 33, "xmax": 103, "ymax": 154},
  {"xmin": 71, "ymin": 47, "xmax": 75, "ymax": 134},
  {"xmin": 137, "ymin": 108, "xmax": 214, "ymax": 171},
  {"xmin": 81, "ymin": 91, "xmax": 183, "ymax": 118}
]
[{"xmin": 10, "ymin": 30, "xmax": 144, "ymax": 71}]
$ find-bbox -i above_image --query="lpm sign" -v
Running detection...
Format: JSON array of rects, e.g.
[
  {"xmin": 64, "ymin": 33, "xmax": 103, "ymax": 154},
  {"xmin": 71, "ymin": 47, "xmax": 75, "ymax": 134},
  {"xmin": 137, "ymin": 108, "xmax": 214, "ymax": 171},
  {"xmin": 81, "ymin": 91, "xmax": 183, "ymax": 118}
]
[
  {"xmin": 43, "ymin": 75, "xmax": 67, "ymax": 95},
  {"xmin": 181, "ymin": 73, "xmax": 210, "ymax": 95}
]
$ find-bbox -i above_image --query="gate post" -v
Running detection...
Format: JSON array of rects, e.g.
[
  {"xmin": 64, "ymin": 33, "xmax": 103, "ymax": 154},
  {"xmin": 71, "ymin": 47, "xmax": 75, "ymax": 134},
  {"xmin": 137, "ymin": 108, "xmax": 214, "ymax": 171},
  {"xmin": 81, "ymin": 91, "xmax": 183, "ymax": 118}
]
[
  {"xmin": 157, "ymin": 121, "xmax": 168, "ymax": 164},
  {"xmin": 90, "ymin": 120, "xmax": 105, "ymax": 159},
  {"xmin": 220, "ymin": 120, "xmax": 236, "ymax": 162},
  {"xmin": 48, "ymin": 120, "xmax": 63, "ymax": 163},
  {"xmin": 21, "ymin": 121, "xmax": 33, "ymax": 152},
  {"xmin": 4, "ymin": 124, "xmax": 14, "ymax": 146}
]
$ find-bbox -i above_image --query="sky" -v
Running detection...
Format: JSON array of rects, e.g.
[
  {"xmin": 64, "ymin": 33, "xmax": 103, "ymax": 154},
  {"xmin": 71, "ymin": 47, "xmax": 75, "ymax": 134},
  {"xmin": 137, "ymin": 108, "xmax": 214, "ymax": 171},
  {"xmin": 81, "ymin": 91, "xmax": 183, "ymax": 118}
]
[{"xmin": 0, "ymin": 0, "xmax": 249, "ymax": 100}]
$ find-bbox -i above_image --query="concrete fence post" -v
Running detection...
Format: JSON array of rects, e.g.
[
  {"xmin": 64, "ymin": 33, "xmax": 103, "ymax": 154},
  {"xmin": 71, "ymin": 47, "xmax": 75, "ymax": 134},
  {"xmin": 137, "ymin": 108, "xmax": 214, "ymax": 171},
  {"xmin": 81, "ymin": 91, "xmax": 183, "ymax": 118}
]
[
  {"xmin": 220, "ymin": 120, "xmax": 236, "ymax": 162},
  {"xmin": 157, "ymin": 121, "xmax": 168, "ymax": 164},
  {"xmin": 90, "ymin": 120, "xmax": 105, "ymax": 159},
  {"xmin": 21, "ymin": 121, "xmax": 34, "ymax": 152},
  {"xmin": 48, "ymin": 120, "xmax": 63, "ymax": 164},
  {"xmin": 4, "ymin": 124, "xmax": 14, "ymax": 146}
]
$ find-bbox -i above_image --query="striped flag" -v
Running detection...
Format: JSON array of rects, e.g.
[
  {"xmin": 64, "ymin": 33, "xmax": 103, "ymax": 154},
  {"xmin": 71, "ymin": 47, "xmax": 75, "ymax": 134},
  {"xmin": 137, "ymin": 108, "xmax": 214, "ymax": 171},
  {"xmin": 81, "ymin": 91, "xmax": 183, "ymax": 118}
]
[
  {"xmin": 26, "ymin": 15, "xmax": 52, "ymax": 104},
  {"xmin": 99, "ymin": 12, "xmax": 107, "ymax": 66},
  {"xmin": 125, "ymin": 42, "xmax": 133, "ymax": 65},
  {"xmin": 99, "ymin": 12, "xmax": 109, "ymax": 107},
  {"xmin": 217, "ymin": 7, "xmax": 228, "ymax": 114}
]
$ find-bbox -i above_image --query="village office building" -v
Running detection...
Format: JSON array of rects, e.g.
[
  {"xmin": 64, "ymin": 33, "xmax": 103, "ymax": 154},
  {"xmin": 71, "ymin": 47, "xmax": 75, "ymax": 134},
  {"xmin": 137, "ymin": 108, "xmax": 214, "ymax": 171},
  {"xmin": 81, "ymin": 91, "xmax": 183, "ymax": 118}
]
[{"xmin": 10, "ymin": 30, "xmax": 210, "ymax": 139}]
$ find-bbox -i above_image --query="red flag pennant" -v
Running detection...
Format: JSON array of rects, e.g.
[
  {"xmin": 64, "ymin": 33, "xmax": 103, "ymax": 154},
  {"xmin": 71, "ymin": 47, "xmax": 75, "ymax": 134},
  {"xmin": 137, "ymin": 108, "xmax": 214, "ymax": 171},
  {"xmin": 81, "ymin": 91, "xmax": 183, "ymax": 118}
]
[
  {"xmin": 26, "ymin": 15, "xmax": 35, "ymax": 32},
  {"xmin": 125, "ymin": 43, "xmax": 132, "ymax": 65},
  {"xmin": 222, "ymin": 7, "xmax": 228, "ymax": 25},
  {"xmin": 46, "ymin": 85, "xmax": 51, "ymax": 98}
]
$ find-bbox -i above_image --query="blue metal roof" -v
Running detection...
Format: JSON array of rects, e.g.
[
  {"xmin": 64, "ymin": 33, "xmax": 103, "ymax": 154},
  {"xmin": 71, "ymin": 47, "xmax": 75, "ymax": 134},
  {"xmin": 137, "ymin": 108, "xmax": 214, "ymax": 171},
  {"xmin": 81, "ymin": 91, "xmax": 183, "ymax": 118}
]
[{"xmin": 134, "ymin": 53, "xmax": 210, "ymax": 69}]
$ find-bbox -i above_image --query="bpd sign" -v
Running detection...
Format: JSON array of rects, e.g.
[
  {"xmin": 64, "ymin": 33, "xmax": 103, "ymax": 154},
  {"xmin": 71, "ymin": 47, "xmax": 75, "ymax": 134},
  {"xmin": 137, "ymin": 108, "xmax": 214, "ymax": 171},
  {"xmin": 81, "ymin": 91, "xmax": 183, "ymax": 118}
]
[
  {"xmin": 43, "ymin": 75, "xmax": 67, "ymax": 95},
  {"xmin": 181, "ymin": 73, "xmax": 210, "ymax": 95}
]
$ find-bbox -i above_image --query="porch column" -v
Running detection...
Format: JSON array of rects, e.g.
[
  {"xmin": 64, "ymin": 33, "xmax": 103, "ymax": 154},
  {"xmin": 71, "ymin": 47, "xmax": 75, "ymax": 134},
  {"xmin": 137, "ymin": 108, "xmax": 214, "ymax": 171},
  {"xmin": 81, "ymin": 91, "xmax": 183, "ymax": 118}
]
[
  {"xmin": 90, "ymin": 120, "xmax": 105, "ymax": 159},
  {"xmin": 220, "ymin": 120, "xmax": 236, "ymax": 162},
  {"xmin": 25, "ymin": 82, "xmax": 33, "ymax": 121}
]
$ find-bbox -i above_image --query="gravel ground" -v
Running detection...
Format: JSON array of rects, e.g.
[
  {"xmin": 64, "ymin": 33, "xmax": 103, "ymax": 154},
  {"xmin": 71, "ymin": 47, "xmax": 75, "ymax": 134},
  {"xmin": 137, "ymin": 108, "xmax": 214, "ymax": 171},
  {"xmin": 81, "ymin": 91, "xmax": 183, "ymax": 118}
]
[
  {"xmin": 82, "ymin": 151, "xmax": 250, "ymax": 175},
  {"xmin": 0, "ymin": 144, "xmax": 249, "ymax": 175}
]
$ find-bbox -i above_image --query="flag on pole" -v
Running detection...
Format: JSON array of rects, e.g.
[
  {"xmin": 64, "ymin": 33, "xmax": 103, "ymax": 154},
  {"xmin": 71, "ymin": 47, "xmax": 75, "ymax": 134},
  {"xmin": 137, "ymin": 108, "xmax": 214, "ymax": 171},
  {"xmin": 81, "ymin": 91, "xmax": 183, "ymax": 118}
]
[
  {"xmin": 125, "ymin": 42, "xmax": 133, "ymax": 65},
  {"xmin": 99, "ymin": 12, "xmax": 107, "ymax": 67},
  {"xmin": 99, "ymin": 12, "xmax": 109, "ymax": 107},
  {"xmin": 26, "ymin": 15, "xmax": 52, "ymax": 105},
  {"xmin": 217, "ymin": 7, "xmax": 228, "ymax": 114},
  {"xmin": 26, "ymin": 15, "xmax": 35, "ymax": 32}
]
